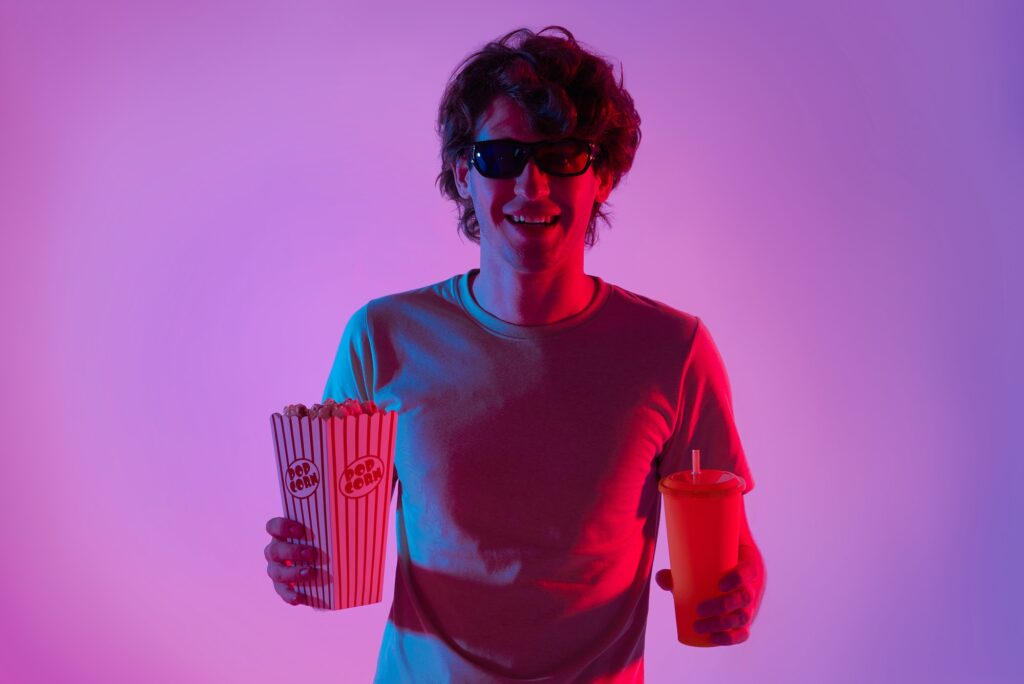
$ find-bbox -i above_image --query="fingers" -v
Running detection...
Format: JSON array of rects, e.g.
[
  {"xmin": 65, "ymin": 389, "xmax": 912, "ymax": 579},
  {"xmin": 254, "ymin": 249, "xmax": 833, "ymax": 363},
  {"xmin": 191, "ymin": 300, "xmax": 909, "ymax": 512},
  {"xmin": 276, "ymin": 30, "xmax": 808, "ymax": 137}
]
[
  {"xmin": 265, "ymin": 518, "xmax": 317, "ymax": 607},
  {"xmin": 709, "ymin": 627, "xmax": 750, "ymax": 646},
  {"xmin": 264, "ymin": 539, "xmax": 320, "ymax": 564},
  {"xmin": 694, "ymin": 606, "xmax": 751, "ymax": 635},
  {"xmin": 657, "ymin": 565, "xmax": 752, "ymax": 645},
  {"xmin": 273, "ymin": 581, "xmax": 309, "ymax": 606},
  {"xmin": 266, "ymin": 517, "xmax": 306, "ymax": 541},
  {"xmin": 697, "ymin": 585, "xmax": 752, "ymax": 618},
  {"xmin": 267, "ymin": 561, "xmax": 318, "ymax": 584}
]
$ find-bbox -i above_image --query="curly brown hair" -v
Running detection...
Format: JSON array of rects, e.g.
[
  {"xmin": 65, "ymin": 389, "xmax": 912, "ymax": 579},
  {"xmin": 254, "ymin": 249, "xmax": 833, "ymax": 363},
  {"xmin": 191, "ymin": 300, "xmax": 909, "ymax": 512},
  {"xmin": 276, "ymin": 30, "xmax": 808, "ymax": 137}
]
[{"xmin": 435, "ymin": 26, "xmax": 642, "ymax": 248}]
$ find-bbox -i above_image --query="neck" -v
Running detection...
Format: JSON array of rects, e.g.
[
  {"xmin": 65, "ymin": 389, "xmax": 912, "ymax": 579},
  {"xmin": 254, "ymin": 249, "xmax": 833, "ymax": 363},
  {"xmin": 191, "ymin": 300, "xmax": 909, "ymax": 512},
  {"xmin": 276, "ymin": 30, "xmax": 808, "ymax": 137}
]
[{"xmin": 470, "ymin": 266, "xmax": 596, "ymax": 325}]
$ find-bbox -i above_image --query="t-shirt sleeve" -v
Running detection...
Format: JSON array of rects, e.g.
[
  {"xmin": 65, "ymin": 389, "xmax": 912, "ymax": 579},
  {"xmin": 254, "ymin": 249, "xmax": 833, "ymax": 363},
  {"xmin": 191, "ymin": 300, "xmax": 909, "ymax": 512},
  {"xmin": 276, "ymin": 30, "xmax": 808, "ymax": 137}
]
[
  {"xmin": 656, "ymin": 317, "xmax": 755, "ymax": 494},
  {"xmin": 322, "ymin": 301, "xmax": 399, "ymax": 496},
  {"xmin": 322, "ymin": 302, "xmax": 375, "ymax": 405}
]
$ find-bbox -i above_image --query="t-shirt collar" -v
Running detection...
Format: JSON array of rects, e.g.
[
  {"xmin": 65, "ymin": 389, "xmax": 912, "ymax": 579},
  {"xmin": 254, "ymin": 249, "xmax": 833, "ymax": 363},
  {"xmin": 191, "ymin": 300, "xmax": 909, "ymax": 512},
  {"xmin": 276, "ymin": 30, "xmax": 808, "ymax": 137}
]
[{"xmin": 455, "ymin": 268, "xmax": 610, "ymax": 339}]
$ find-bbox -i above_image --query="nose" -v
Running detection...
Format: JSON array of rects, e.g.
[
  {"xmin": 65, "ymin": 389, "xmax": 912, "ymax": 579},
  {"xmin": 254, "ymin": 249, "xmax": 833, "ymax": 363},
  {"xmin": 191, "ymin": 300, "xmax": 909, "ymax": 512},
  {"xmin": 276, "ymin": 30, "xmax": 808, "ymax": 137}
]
[{"xmin": 514, "ymin": 158, "xmax": 550, "ymax": 200}]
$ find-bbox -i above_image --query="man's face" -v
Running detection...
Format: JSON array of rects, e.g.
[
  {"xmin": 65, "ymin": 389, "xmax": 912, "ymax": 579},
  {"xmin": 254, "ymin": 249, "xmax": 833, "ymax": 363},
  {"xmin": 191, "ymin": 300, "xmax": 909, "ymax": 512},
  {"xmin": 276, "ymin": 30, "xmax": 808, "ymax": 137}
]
[{"xmin": 453, "ymin": 95, "xmax": 613, "ymax": 272}]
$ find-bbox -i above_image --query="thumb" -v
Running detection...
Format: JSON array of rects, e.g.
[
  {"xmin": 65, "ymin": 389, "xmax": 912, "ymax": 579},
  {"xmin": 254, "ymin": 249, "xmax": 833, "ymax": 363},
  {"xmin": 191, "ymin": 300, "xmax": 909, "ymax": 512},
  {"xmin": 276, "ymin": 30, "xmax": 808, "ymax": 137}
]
[{"xmin": 655, "ymin": 568, "xmax": 673, "ymax": 591}]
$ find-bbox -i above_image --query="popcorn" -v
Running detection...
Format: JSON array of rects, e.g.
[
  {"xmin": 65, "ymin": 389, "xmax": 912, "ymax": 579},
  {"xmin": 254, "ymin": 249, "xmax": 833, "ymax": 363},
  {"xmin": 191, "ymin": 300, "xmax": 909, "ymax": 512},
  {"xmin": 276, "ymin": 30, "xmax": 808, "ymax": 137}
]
[
  {"xmin": 283, "ymin": 403, "xmax": 308, "ymax": 417},
  {"xmin": 280, "ymin": 398, "xmax": 382, "ymax": 418},
  {"xmin": 270, "ymin": 397, "xmax": 397, "ymax": 611}
]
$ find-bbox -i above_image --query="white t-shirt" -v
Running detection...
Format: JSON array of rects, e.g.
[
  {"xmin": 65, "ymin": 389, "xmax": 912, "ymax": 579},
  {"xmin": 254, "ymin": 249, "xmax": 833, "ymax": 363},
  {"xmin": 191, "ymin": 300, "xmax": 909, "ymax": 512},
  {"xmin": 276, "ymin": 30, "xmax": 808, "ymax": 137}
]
[{"xmin": 323, "ymin": 268, "xmax": 755, "ymax": 683}]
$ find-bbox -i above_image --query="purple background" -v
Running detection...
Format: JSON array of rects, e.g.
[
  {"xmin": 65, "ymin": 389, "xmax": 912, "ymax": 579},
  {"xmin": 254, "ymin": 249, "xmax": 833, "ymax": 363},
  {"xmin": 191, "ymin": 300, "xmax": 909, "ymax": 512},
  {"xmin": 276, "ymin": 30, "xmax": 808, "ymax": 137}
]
[{"xmin": 2, "ymin": 1, "xmax": 1021, "ymax": 682}]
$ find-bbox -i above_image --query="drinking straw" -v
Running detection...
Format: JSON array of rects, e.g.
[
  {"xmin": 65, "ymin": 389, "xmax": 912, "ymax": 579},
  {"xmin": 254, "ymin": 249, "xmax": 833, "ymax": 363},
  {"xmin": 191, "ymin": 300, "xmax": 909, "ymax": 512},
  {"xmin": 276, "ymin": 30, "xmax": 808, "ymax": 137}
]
[{"xmin": 692, "ymin": 449, "xmax": 701, "ymax": 478}]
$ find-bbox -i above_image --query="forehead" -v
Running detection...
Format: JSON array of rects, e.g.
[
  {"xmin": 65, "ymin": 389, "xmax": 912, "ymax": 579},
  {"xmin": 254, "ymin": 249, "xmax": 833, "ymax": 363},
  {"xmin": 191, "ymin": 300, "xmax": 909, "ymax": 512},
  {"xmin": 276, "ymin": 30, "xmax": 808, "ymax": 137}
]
[{"xmin": 474, "ymin": 95, "xmax": 545, "ymax": 142}]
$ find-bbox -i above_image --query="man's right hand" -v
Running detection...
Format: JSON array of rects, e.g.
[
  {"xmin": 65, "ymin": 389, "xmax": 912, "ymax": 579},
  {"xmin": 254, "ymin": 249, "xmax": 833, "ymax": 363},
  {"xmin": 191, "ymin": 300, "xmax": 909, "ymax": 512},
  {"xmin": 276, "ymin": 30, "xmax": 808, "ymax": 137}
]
[{"xmin": 265, "ymin": 517, "xmax": 319, "ymax": 606}]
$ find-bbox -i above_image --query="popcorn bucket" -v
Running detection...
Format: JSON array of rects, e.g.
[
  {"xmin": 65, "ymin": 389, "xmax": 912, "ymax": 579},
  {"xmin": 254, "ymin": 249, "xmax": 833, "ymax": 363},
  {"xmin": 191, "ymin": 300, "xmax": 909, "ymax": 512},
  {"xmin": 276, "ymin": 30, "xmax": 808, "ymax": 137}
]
[{"xmin": 270, "ymin": 407, "xmax": 398, "ymax": 610}]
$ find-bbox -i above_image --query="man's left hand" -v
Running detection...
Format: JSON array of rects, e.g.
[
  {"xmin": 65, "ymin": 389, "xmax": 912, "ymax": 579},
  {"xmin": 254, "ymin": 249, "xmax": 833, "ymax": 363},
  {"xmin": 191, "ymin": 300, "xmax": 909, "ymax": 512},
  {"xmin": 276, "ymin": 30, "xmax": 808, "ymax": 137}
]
[{"xmin": 654, "ymin": 542, "xmax": 765, "ymax": 646}]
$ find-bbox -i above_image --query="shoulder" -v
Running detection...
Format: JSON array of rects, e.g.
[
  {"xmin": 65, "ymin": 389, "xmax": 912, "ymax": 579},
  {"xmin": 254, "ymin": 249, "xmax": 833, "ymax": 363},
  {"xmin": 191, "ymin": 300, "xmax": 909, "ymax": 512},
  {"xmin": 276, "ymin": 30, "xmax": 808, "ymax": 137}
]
[
  {"xmin": 356, "ymin": 273, "xmax": 464, "ymax": 327},
  {"xmin": 603, "ymin": 280, "xmax": 702, "ymax": 343}
]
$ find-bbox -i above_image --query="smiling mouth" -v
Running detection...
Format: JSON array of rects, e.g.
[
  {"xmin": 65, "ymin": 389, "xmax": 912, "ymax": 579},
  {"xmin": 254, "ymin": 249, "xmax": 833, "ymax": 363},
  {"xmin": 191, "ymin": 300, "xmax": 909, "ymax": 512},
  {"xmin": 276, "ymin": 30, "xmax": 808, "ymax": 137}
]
[{"xmin": 505, "ymin": 215, "xmax": 561, "ymax": 227}]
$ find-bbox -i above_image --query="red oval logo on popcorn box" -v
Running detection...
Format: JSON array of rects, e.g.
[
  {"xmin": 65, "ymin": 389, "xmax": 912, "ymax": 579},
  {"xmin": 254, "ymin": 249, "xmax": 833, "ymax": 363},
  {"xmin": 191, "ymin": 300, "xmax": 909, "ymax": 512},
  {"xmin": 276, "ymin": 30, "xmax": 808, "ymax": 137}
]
[
  {"xmin": 340, "ymin": 455, "xmax": 385, "ymax": 498},
  {"xmin": 286, "ymin": 459, "xmax": 321, "ymax": 499}
]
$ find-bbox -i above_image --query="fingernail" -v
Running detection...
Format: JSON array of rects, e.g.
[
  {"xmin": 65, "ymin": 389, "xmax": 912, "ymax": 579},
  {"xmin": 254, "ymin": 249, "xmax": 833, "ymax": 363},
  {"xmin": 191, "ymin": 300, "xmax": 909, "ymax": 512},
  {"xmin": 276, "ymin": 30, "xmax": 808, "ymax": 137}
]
[{"xmin": 299, "ymin": 567, "xmax": 311, "ymax": 578}]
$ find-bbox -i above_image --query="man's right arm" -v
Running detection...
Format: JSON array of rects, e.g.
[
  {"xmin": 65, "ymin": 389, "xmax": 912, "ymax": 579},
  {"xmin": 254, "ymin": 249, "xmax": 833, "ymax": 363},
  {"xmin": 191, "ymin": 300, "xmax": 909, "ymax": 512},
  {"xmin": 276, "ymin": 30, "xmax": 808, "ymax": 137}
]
[
  {"xmin": 322, "ymin": 302, "xmax": 375, "ymax": 406},
  {"xmin": 322, "ymin": 300, "xmax": 399, "ymax": 501}
]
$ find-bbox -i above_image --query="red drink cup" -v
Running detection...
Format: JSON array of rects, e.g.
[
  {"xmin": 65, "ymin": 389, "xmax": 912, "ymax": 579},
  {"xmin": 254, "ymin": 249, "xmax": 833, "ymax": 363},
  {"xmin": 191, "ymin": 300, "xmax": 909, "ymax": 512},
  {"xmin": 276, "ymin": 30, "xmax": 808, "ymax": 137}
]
[
  {"xmin": 659, "ymin": 463, "xmax": 746, "ymax": 646},
  {"xmin": 270, "ymin": 410, "xmax": 398, "ymax": 610}
]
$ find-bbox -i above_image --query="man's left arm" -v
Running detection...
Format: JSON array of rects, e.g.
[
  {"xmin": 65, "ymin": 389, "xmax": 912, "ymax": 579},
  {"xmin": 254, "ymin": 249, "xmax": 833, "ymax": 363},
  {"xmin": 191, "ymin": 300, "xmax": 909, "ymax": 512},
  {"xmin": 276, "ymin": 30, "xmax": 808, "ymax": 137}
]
[{"xmin": 653, "ymin": 317, "xmax": 765, "ymax": 645}]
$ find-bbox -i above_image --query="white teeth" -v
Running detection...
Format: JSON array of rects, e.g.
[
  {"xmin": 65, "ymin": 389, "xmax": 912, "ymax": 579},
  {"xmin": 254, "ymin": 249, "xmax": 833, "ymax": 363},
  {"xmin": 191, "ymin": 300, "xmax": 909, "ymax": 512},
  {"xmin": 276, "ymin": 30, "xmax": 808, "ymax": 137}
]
[{"xmin": 509, "ymin": 215, "xmax": 558, "ymax": 225}]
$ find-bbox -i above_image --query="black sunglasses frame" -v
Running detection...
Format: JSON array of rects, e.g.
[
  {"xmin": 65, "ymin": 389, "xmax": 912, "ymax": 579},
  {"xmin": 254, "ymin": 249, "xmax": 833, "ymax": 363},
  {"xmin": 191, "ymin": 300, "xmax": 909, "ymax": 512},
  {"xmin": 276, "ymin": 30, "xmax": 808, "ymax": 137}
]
[{"xmin": 468, "ymin": 138, "xmax": 601, "ymax": 179}]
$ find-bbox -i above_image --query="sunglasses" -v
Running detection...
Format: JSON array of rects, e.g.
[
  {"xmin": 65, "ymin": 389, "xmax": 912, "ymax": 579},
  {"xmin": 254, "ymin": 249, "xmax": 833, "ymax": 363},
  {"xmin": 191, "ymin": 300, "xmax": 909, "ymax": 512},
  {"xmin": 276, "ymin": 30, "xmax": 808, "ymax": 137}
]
[{"xmin": 468, "ymin": 138, "xmax": 601, "ymax": 179}]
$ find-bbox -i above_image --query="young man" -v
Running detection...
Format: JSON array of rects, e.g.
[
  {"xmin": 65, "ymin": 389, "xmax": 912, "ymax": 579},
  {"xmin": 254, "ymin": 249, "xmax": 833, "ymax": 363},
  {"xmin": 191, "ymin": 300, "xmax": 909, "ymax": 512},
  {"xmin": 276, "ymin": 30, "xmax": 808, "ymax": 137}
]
[{"xmin": 265, "ymin": 26, "xmax": 765, "ymax": 682}]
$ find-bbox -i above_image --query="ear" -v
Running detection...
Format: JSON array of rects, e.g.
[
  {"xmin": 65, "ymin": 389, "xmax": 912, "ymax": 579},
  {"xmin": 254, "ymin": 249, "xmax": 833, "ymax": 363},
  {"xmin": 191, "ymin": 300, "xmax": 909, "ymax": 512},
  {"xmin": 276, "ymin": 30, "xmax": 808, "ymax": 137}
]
[
  {"xmin": 453, "ymin": 153, "xmax": 471, "ymax": 200},
  {"xmin": 594, "ymin": 166, "xmax": 613, "ymax": 204}
]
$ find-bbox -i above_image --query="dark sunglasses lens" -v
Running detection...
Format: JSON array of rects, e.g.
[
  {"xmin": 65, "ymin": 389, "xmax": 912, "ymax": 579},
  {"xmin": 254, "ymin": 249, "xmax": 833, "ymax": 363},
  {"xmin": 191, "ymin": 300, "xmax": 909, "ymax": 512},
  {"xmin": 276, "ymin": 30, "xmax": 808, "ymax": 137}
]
[
  {"xmin": 535, "ymin": 140, "xmax": 591, "ymax": 175},
  {"xmin": 473, "ymin": 141, "xmax": 525, "ymax": 178}
]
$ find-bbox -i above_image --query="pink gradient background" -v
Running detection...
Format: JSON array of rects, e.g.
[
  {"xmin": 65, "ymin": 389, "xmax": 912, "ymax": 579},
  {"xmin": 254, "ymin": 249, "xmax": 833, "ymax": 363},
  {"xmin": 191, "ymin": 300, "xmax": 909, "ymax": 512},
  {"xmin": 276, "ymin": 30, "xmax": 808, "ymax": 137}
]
[{"xmin": 2, "ymin": 1, "xmax": 1021, "ymax": 682}]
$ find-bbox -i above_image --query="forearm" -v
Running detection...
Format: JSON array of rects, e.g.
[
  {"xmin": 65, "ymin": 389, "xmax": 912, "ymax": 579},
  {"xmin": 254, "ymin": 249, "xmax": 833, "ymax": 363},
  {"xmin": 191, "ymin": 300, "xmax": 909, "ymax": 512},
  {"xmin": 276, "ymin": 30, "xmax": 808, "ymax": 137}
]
[
  {"xmin": 738, "ymin": 503, "xmax": 766, "ymax": 622},
  {"xmin": 738, "ymin": 538, "xmax": 766, "ymax": 623}
]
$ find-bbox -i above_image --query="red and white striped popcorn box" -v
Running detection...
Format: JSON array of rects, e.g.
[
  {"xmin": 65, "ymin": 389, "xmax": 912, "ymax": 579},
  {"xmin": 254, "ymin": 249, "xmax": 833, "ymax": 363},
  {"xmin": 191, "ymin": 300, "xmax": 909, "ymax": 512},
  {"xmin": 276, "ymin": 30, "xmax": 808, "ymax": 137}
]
[{"xmin": 269, "ymin": 409, "xmax": 398, "ymax": 610}]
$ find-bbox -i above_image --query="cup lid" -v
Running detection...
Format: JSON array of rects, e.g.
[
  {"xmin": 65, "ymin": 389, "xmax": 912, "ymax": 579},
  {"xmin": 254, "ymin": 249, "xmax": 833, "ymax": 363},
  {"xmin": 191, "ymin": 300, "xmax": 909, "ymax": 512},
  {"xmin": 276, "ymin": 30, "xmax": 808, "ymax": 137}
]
[{"xmin": 658, "ymin": 469, "xmax": 746, "ymax": 497}]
